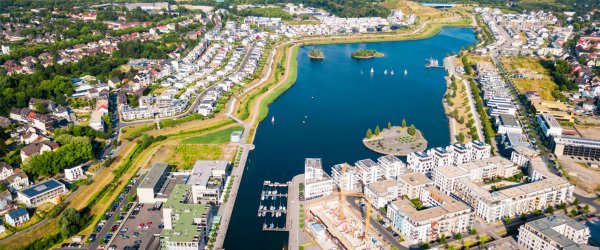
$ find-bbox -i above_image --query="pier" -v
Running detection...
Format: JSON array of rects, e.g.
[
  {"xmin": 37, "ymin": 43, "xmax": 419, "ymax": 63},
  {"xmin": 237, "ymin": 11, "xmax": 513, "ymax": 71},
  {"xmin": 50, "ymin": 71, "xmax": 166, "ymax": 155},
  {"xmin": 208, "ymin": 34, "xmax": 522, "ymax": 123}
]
[{"xmin": 258, "ymin": 181, "xmax": 291, "ymax": 232}]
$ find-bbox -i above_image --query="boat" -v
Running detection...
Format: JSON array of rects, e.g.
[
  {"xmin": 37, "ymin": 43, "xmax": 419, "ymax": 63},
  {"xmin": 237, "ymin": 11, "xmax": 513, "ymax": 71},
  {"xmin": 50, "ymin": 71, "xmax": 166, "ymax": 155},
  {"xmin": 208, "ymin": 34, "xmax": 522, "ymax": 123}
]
[
  {"xmin": 390, "ymin": 69, "xmax": 394, "ymax": 75},
  {"xmin": 361, "ymin": 69, "xmax": 363, "ymax": 74},
  {"xmin": 404, "ymin": 69, "xmax": 408, "ymax": 75},
  {"xmin": 384, "ymin": 69, "xmax": 388, "ymax": 75},
  {"xmin": 263, "ymin": 223, "xmax": 267, "ymax": 228},
  {"xmin": 370, "ymin": 67, "xmax": 374, "ymax": 73},
  {"xmin": 270, "ymin": 223, "xmax": 274, "ymax": 229},
  {"xmin": 262, "ymin": 212, "xmax": 266, "ymax": 216},
  {"xmin": 258, "ymin": 212, "xmax": 262, "ymax": 217},
  {"xmin": 271, "ymin": 116, "xmax": 275, "ymax": 124},
  {"xmin": 425, "ymin": 57, "xmax": 440, "ymax": 68},
  {"xmin": 261, "ymin": 196, "xmax": 265, "ymax": 201}
]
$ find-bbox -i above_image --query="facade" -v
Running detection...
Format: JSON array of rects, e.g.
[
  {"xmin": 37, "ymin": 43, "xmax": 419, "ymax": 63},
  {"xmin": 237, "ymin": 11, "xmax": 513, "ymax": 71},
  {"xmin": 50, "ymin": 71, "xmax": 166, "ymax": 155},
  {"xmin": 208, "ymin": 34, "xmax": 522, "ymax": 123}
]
[
  {"xmin": 64, "ymin": 165, "xmax": 84, "ymax": 181},
  {"xmin": 332, "ymin": 163, "xmax": 361, "ymax": 192},
  {"xmin": 432, "ymin": 166, "xmax": 469, "ymax": 195},
  {"xmin": 537, "ymin": 114, "xmax": 563, "ymax": 138},
  {"xmin": 457, "ymin": 156, "xmax": 518, "ymax": 182},
  {"xmin": 518, "ymin": 214, "xmax": 592, "ymax": 250},
  {"xmin": 188, "ymin": 160, "xmax": 229, "ymax": 204},
  {"xmin": 17, "ymin": 179, "xmax": 66, "ymax": 207},
  {"xmin": 496, "ymin": 114, "xmax": 522, "ymax": 134},
  {"xmin": 377, "ymin": 155, "xmax": 407, "ymax": 180},
  {"xmin": 137, "ymin": 163, "xmax": 170, "ymax": 204},
  {"xmin": 386, "ymin": 186, "xmax": 473, "ymax": 244},
  {"xmin": 553, "ymin": 136, "xmax": 600, "ymax": 158},
  {"xmin": 406, "ymin": 141, "xmax": 491, "ymax": 174},
  {"xmin": 4, "ymin": 208, "xmax": 29, "ymax": 226},
  {"xmin": 304, "ymin": 158, "xmax": 334, "ymax": 200}
]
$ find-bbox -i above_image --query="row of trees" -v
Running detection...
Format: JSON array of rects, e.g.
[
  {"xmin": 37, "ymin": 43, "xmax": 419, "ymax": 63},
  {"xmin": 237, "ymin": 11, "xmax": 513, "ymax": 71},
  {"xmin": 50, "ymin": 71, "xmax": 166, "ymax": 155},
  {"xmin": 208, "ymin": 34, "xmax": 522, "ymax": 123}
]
[
  {"xmin": 22, "ymin": 137, "xmax": 93, "ymax": 178},
  {"xmin": 237, "ymin": 7, "xmax": 293, "ymax": 20},
  {"xmin": 365, "ymin": 119, "xmax": 417, "ymax": 139}
]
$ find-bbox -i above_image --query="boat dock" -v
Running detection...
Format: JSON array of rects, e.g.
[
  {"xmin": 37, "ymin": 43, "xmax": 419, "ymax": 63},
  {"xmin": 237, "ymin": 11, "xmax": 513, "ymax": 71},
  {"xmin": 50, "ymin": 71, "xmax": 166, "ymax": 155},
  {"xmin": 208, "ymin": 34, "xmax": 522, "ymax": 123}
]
[{"xmin": 258, "ymin": 181, "xmax": 291, "ymax": 232}]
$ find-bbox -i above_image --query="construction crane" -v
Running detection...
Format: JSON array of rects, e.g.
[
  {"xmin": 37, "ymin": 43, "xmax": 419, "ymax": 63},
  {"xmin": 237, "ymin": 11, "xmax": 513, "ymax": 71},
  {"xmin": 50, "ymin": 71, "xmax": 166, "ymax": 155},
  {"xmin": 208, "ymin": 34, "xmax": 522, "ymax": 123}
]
[{"xmin": 336, "ymin": 163, "xmax": 372, "ymax": 241}]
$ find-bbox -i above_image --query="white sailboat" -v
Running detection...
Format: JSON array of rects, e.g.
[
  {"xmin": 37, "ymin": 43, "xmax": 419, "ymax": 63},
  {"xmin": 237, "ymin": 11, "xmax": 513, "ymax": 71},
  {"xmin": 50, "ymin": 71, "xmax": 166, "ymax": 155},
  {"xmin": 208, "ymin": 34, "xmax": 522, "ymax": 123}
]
[
  {"xmin": 271, "ymin": 116, "xmax": 275, "ymax": 124},
  {"xmin": 390, "ymin": 69, "xmax": 394, "ymax": 75},
  {"xmin": 404, "ymin": 69, "xmax": 408, "ymax": 75},
  {"xmin": 370, "ymin": 67, "xmax": 374, "ymax": 73},
  {"xmin": 384, "ymin": 69, "xmax": 388, "ymax": 75},
  {"xmin": 361, "ymin": 69, "xmax": 363, "ymax": 74}
]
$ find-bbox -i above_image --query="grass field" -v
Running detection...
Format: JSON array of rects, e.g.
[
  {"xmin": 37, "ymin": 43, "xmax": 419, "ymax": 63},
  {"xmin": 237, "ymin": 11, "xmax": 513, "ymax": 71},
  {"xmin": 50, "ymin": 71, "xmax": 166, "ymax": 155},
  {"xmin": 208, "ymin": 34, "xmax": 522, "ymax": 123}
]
[
  {"xmin": 171, "ymin": 145, "xmax": 223, "ymax": 169},
  {"xmin": 501, "ymin": 57, "xmax": 557, "ymax": 101},
  {"xmin": 121, "ymin": 124, "xmax": 155, "ymax": 140},
  {"xmin": 181, "ymin": 126, "xmax": 244, "ymax": 144}
]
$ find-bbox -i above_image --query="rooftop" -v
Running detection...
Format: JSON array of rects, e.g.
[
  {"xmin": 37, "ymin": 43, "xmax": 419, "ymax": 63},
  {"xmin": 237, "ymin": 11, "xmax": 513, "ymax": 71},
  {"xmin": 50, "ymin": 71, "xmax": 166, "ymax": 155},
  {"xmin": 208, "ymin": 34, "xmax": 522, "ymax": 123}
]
[
  {"xmin": 435, "ymin": 166, "xmax": 468, "ymax": 178},
  {"xmin": 398, "ymin": 172, "xmax": 432, "ymax": 187},
  {"xmin": 526, "ymin": 214, "xmax": 587, "ymax": 248},
  {"xmin": 138, "ymin": 163, "xmax": 169, "ymax": 189},
  {"xmin": 367, "ymin": 179, "xmax": 399, "ymax": 195},
  {"xmin": 18, "ymin": 179, "xmax": 64, "ymax": 198},
  {"xmin": 499, "ymin": 114, "xmax": 520, "ymax": 127},
  {"xmin": 161, "ymin": 184, "xmax": 210, "ymax": 243},
  {"xmin": 188, "ymin": 160, "xmax": 229, "ymax": 187}
]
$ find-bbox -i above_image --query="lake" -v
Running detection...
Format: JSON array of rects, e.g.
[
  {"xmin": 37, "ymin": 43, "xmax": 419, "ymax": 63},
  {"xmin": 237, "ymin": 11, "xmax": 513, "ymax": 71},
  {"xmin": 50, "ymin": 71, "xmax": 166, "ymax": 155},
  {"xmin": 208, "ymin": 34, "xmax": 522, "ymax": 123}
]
[{"xmin": 223, "ymin": 27, "xmax": 477, "ymax": 249}]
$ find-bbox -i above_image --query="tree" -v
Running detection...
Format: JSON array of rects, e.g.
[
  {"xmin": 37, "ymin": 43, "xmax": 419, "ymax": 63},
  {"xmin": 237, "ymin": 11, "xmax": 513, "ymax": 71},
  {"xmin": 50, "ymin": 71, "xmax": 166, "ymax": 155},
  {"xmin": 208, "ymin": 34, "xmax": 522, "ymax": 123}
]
[
  {"xmin": 0, "ymin": 182, "xmax": 7, "ymax": 192},
  {"xmin": 520, "ymin": 213, "xmax": 527, "ymax": 221},
  {"xmin": 464, "ymin": 239, "xmax": 472, "ymax": 250},
  {"xmin": 59, "ymin": 208, "xmax": 85, "ymax": 238},
  {"xmin": 454, "ymin": 233, "xmax": 462, "ymax": 240},
  {"xmin": 366, "ymin": 129, "xmax": 373, "ymax": 139},
  {"xmin": 546, "ymin": 205, "xmax": 555, "ymax": 214},
  {"xmin": 457, "ymin": 132, "xmax": 465, "ymax": 144},
  {"xmin": 470, "ymin": 228, "xmax": 477, "ymax": 235},
  {"xmin": 573, "ymin": 197, "xmax": 579, "ymax": 206},
  {"xmin": 375, "ymin": 126, "xmax": 381, "ymax": 135},
  {"xmin": 387, "ymin": 121, "xmax": 391, "ymax": 129},
  {"xmin": 447, "ymin": 245, "xmax": 456, "ymax": 250},
  {"xmin": 33, "ymin": 102, "xmax": 48, "ymax": 114},
  {"xmin": 479, "ymin": 235, "xmax": 490, "ymax": 247},
  {"xmin": 408, "ymin": 124, "xmax": 417, "ymax": 136},
  {"xmin": 570, "ymin": 209, "xmax": 579, "ymax": 217},
  {"xmin": 505, "ymin": 217, "xmax": 512, "ymax": 225},
  {"xmin": 583, "ymin": 204, "xmax": 590, "ymax": 214},
  {"xmin": 439, "ymin": 234, "xmax": 446, "ymax": 244},
  {"xmin": 401, "ymin": 119, "xmax": 407, "ymax": 127}
]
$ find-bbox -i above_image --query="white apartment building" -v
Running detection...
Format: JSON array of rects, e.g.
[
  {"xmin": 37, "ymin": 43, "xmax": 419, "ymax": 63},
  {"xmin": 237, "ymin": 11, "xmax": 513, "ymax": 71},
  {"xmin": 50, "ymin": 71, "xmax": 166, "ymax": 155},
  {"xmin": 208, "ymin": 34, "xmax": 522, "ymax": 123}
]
[
  {"xmin": 457, "ymin": 156, "xmax": 518, "ymax": 182},
  {"xmin": 332, "ymin": 163, "xmax": 361, "ymax": 192},
  {"xmin": 397, "ymin": 172, "xmax": 433, "ymax": 199},
  {"xmin": 518, "ymin": 214, "xmax": 592, "ymax": 250},
  {"xmin": 407, "ymin": 141, "xmax": 491, "ymax": 173},
  {"xmin": 386, "ymin": 186, "xmax": 473, "ymax": 244},
  {"xmin": 377, "ymin": 155, "xmax": 407, "ymax": 180},
  {"xmin": 432, "ymin": 166, "xmax": 469, "ymax": 195},
  {"xmin": 64, "ymin": 165, "xmax": 84, "ymax": 181},
  {"xmin": 364, "ymin": 179, "xmax": 399, "ymax": 209},
  {"xmin": 304, "ymin": 158, "xmax": 334, "ymax": 200},
  {"xmin": 189, "ymin": 160, "xmax": 229, "ymax": 205},
  {"xmin": 355, "ymin": 159, "xmax": 382, "ymax": 185},
  {"xmin": 537, "ymin": 114, "xmax": 563, "ymax": 138}
]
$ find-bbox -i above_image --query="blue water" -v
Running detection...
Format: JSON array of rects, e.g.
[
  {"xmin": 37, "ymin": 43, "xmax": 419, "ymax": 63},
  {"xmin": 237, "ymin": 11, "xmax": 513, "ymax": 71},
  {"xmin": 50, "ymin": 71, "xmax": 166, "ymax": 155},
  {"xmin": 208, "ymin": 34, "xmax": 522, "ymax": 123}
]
[{"xmin": 223, "ymin": 27, "xmax": 477, "ymax": 249}]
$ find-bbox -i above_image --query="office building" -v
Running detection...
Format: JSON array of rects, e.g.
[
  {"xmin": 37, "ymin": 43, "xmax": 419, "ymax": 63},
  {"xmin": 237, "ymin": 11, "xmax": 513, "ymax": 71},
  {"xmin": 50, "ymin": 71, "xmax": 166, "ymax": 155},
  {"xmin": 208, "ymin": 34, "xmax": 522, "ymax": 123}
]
[
  {"xmin": 553, "ymin": 136, "xmax": 600, "ymax": 158},
  {"xmin": 537, "ymin": 114, "xmax": 563, "ymax": 138},
  {"xmin": 17, "ymin": 179, "xmax": 66, "ymax": 207},
  {"xmin": 189, "ymin": 160, "xmax": 229, "ymax": 205},
  {"xmin": 137, "ymin": 163, "xmax": 170, "ymax": 204}
]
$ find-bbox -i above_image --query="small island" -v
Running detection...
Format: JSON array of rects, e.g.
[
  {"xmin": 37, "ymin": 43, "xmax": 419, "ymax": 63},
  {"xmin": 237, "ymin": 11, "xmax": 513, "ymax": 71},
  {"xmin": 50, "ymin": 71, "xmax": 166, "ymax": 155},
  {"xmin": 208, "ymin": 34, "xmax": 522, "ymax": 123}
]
[
  {"xmin": 351, "ymin": 49, "xmax": 384, "ymax": 59},
  {"xmin": 308, "ymin": 48, "xmax": 325, "ymax": 59},
  {"xmin": 363, "ymin": 120, "xmax": 428, "ymax": 156}
]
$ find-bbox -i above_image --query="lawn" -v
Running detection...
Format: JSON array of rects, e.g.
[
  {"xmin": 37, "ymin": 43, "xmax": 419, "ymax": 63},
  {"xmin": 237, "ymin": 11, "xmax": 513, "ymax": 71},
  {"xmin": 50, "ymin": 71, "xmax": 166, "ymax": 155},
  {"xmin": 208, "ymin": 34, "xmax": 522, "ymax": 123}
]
[
  {"xmin": 181, "ymin": 126, "xmax": 244, "ymax": 144},
  {"xmin": 501, "ymin": 57, "xmax": 557, "ymax": 101},
  {"xmin": 171, "ymin": 145, "xmax": 223, "ymax": 169},
  {"xmin": 121, "ymin": 124, "xmax": 155, "ymax": 140}
]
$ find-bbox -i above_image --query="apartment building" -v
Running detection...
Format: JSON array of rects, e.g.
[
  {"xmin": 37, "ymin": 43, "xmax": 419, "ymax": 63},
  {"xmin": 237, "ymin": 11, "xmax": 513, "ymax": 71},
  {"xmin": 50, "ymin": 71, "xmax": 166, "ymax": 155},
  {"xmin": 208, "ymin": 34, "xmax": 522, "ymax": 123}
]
[
  {"xmin": 406, "ymin": 141, "xmax": 491, "ymax": 174},
  {"xmin": 304, "ymin": 158, "xmax": 334, "ymax": 200},
  {"xmin": 397, "ymin": 172, "xmax": 433, "ymax": 199},
  {"xmin": 518, "ymin": 214, "xmax": 592, "ymax": 250}
]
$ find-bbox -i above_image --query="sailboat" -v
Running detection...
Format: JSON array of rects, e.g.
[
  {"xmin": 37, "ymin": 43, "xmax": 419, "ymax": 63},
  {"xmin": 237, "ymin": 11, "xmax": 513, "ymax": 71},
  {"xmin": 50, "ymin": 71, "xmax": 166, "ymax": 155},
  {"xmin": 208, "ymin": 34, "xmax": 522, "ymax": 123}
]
[
  {"xmin": 271, "ymin": 116, "xmax": 275, "ymax": 124},
  {"xmin": 390, "ymin": 69, "xmax": 394, "ymax": 75},
  {"xmin": 384, "ymin": 69, "xmax": 388, "ymax": 75},
  {"xmin": 370, "ymin": 67, "xmax": 374, "ymax": 73},
  {"xmin": 404, "ymin": 69, "xmax": 408, "ymax": 75},
  {"xmin": 360, "ymin": 69, "xmax": 363, "ymax": 74}
]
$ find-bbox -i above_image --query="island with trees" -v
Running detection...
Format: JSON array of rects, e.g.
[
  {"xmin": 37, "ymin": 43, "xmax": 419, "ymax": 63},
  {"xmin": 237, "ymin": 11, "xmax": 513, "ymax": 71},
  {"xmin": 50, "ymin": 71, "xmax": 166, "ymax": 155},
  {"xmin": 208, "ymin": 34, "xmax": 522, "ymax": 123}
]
[
  {"xmin": 363, "ymin": 119, "xmax": 428, "ymax": 156},
  {"xmin": 308, "ymin": 48, "xmax": 325, "ymax": 59},
  {"xmin": 351, "ymin": 49, "xmax": 384, "ymax": 59}
]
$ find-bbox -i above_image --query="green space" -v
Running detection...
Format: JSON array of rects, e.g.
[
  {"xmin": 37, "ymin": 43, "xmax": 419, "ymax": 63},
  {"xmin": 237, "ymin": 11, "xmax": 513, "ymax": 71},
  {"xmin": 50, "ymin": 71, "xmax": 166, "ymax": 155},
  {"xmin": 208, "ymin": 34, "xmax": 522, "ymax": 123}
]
[
  {"xmin": 160, "ymin": 114, "xmax": 205, "ymax": 128},
  {"xmin": 172, "ymin": 145, "xmax": 223, "ymax": 170},
  {"xmin": 181, "ymin": 126, "xmax": 244, "ymax": 144},
  {"xmin": 308, "ymin": 48, "xmax": 325, "ymax": 59},
  {"xmin": 121, "ymin": 124, "xmax": 156, "ymax": 141},
  {"xmin": 351, "ymin": 49, "xmax": 384, "ymax": 59}
]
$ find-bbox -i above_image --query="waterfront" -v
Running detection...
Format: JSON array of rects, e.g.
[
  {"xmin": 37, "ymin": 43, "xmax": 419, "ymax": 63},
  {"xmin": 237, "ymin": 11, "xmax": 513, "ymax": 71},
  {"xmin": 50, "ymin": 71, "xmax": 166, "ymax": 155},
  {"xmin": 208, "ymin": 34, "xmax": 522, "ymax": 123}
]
[{"xmin": 223, "ymin": 27, "xmax": 477, "ymax": 249}]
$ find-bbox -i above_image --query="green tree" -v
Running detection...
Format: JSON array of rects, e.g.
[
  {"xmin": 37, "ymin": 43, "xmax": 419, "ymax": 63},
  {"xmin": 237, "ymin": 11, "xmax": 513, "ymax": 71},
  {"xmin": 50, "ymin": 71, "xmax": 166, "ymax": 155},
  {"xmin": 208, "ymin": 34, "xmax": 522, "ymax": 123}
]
[
  {"xmin": 570, "ymin": 209, "xmax": 579, "ymax": 217},
  {"xmin": 464, "ymin": 239, "xmax": 472, "ymax": 250},
  {"xmin": 375, "ymin": 126, "xmax": 381, "ymax": 135},
  {"xmin": 447, "ymin": 245, "xmax": 456, "ymax": 250},
  {"xmin": 505, "ymin": 217, "xmax": 512, "ymax": 225},
  {"xmin": 387, "ymin": 121, "xmax": 392, "ymax": 129},
  {"xmin": 470, "ymin": 228, "xmax": 477, "ymax": 235},
  {"xmin": 454, "ymin": 233, "xmax": 462, "ymax": 240},
  {"xmin": 366, "ymin": 129, "xmax": 373, "ymax": 139},
  {"xmin": 401, "ymin": 119, "xmax": 407, "ymax": 127},
  {"xmin": 546, "ymin": 205, "xmax": 555, "ymax": 214},
  {"xmin": 33, "ymin": 102, "xmax": 48, "ymax": 114},
  {"xmin": 408, "ymin": 124, "xmax": 417, "ymax": 136},
  {"xmin": 457, "ymin": 132, "xmax": 465, "ymax": 144},
  {"xmin": 520, "ymin": 213, "xmax": 527, "ymax": 221},
  {"xmin": 439, "ymin": 234, "xmax": 446, "ymax": 244},
  {"xmin": 0, "ymin": 183, "xmax": 7, "ymax": 192},
  {"xmin": 59, "ymin": 208, "xmax": 85, "ymax": 238}
]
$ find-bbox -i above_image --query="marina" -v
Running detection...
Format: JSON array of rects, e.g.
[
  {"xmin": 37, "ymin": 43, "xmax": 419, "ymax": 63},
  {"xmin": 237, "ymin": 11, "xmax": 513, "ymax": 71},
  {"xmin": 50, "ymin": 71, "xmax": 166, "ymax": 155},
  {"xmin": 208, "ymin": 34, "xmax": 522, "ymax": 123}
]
[{"xmin": 258, "ymin": 181, "xmax": 290, "ymax": 232}]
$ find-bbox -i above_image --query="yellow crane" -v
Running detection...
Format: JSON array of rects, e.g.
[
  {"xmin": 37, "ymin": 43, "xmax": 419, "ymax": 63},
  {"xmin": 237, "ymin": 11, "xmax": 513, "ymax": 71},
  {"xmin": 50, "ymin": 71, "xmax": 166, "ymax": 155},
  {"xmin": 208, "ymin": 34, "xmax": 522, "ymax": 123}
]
[{"xmin": 336, "ymin": 163, "xmax": 372, "ymax": 241}]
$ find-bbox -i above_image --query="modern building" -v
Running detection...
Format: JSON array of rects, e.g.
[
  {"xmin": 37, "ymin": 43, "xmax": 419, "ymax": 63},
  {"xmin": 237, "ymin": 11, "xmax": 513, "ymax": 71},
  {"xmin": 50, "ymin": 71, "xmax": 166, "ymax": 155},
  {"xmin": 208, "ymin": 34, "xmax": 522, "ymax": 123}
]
[
  {"xmin": 553, "ymin": 136, "xmax": 600, "ymax": 158},
  {"xmin": 188, "ymin": 160, "xmax": 229, "ymax": 204},
  {"xmin": 161, "ymin": 184, "xmax": 212, "ymax": 250},
  {"xmin": 64, "ymin": 165, "xmax": 84, "ymax": 181},
  {"xmin": 495, "ymin": 114, "xmax": 522, "ymax": 134},
  {"xmin": 406, "ymin": 141, "xmax": 491, "ymax": 174},
  {"xmin": 137, "ymin": 163, "xmax": 170, "ymax": 204},
  {"xmin": 432, "ymin": 166, "xmax": 469, "ymax": 195},
  {"xmin": 386, "ymin": 186, "xmax": 473, "ymax": 244},
  {"xmin": 364, "ymin": 179, "xmax": 399, "ymax": 208},
  {"xmin": 332, "ymin": 163, "xmax": 361, "ymax": 192},
  {"xmin": 4, "ymin": 208, "xmax": 29, "ymax": 226},
  {"xmin": 397, "ymin": 172, "xmax": 433, "ymax": 199},
  {"xmin": 17, "ymin": 179, "xmax": 66, "ymax": 207},
  {"xmin": 518, "ymin": 214, "xmax": 593, "ymax": 250},
  {"xmin": 377, "ymin": 155, "xmax": 407, "ymax": 180},
  {"xmin": 537, "ymin": 114, "xmax": 563, "ymax": 138},
  {"xmin": 304, "ymin": 158, "xmax": 334, "ymax": 200},
  {"xmin": 457, "ymin": 156, "xmax": 518, "ymax": 183}
]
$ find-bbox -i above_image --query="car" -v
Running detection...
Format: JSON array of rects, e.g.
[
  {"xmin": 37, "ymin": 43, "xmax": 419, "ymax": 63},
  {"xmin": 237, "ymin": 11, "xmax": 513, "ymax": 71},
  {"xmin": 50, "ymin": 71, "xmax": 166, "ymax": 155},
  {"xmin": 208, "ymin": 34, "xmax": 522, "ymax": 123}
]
[
  {"xmin": 88, "ymin": 234, "xmax": 97, "ymax": 242},
  {"xmin": 133, "ymin": 232, "xmax": 140, "ymax": 237},
  {"xmin": 134, "ymin": 240, "xmax": 142, "ymax": 244},
  {"xmin": 120, "ymin": 228, "xmax": 128, "ymax": 233},
  {"xmin": 146, "ymin": 221, "xmax": 153, "ymax": 225},
  {"xmin": 137, "ymin": 223, "xmax": 144, "ymax": 229},
  {"xmin": 108, "ymin": 245, "xmax": 117, "ymax": 250}
]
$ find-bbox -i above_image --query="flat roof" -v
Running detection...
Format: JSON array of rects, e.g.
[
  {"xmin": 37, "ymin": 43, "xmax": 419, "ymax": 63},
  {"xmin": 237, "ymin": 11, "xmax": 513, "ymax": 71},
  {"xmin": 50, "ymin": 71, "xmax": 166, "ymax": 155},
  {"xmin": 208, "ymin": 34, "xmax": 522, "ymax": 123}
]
[
  {"xmin": 526, "ymin": 214, "xmax": 587, "ymax": 248},
  {"xmin": 398, "ymin": 172, "xmax": 432, "ymax": 187},
  {"xmin": 499, "ymin": 114, "xmax": 519, "ymax": 127},
  {"xmin": 161, "ymin": 184, "xmax": 209, "ymax": 243},
  {"xmin": 305, "ymin": 158, "xmax": 322, "ymax": 170},
  {"xmin": 435, "ymin": 166, "xmax": 468, "ymax": 178},
  {"xmin": 188, "ymin": 160, "xmax": 229, "ymax": 187},
  {"xmin": 367, "ymin": 179, "xmax": 399, "ymax": 194},
  {"xmin": 19, "ymin": 179, "xmax": 64, "ymax": 199},
  {"xmin": 139, "ymin": 163, "xmax": 169, "ymax": 190},
  {"xmin": 539, "ymin": 114, "xmax": 561, "ymax": 128}
]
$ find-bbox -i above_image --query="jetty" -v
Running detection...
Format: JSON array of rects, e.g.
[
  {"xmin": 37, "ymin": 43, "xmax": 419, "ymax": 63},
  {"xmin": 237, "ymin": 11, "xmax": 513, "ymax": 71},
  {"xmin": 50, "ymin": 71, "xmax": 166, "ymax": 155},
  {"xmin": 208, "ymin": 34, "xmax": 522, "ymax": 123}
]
[{"xmin": 258, "ymin": 181, "xmax": 291, "ymax": 232}]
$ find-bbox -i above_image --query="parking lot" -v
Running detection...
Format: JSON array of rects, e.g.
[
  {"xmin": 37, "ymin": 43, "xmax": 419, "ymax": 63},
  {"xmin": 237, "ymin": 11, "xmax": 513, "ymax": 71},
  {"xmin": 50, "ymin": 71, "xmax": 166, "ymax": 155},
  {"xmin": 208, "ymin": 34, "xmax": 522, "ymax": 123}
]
[{"xmin": 109, "ymin": 203, "xmax": 163, "ymax": 250}]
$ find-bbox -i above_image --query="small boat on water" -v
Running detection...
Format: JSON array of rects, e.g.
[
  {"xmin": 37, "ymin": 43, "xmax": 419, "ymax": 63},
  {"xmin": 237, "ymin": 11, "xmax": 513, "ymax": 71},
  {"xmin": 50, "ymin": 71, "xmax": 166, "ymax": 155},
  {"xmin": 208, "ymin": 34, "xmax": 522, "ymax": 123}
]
[
  {"xmin": 370, "ymin": 67, "xmax": 374, "ymax": 73},
  {"xmin": 404, "ymin": 69, "xmax": 408, "ymax": 75},
  {"xmin": 261, "ymin": 196, "xmax": 265, "ymax": 201},
  {"xmin": 390, "ymin": 69, "xmax": 394, "ymax": 75},
  {"xmin": 271, "ymin": 116, "xmax": 275, "ymax": 124},
  {"xmin": 361, "ymin": 69, "xmax": 363, "ymax": 74},
  {"xmin": 384, "ymin": 69, "xmax": 388, "ymax": 75}
]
